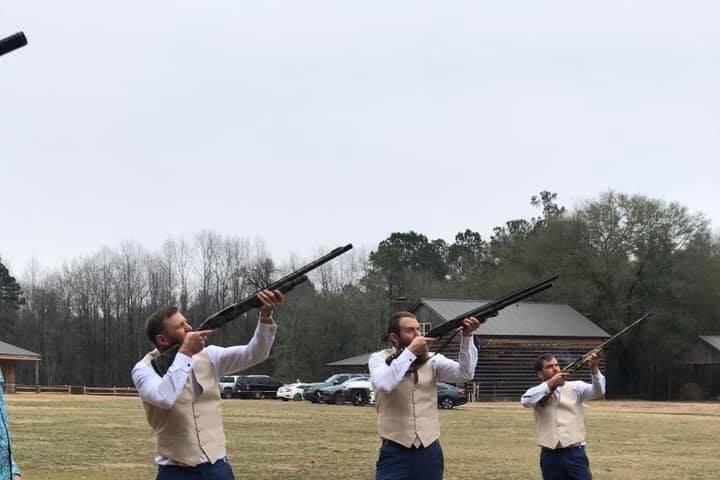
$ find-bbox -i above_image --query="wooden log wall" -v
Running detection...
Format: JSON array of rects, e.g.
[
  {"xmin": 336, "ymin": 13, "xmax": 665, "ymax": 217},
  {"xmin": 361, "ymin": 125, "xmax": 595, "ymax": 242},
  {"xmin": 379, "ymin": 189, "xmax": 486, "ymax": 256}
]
[
  {"xmin": 0, "ymin": 360, "xmax": 17, "ymax": 393},
  {"xmin": 441, "ymin": 336, "xmax": 607, "ymax": 400}
]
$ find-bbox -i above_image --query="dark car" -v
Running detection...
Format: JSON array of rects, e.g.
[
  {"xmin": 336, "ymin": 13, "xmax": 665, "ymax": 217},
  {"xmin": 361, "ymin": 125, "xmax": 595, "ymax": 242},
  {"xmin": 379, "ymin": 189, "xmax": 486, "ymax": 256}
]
[
  {"xmin": 317, "ymin": 376, "xmax": 370, "ymax": 404},
  {"xmin": 232, "ymin": 375, "xmax": 284, "ymax": 399},
  {"xmin": 437, "ymin": 382, "xmax": 467, "ymax": 409},
  {"xmin": 302, "ymin": 373, "xmax": 368, "ymax": 403}
]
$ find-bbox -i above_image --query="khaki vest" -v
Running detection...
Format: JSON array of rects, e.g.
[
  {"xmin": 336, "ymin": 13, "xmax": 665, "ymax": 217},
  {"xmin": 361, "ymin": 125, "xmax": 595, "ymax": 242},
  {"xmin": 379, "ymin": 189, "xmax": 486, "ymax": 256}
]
[
  {"xmin": 375, "ymin": 351, "xmax": 441, "ymax": 448},
  {"xmin": 141, "ymin": 349, "xmax": 226, "ymax": 466},
  {"xmin": 533, "ymin": 381, "xmax": 587, "ymax": 449}
]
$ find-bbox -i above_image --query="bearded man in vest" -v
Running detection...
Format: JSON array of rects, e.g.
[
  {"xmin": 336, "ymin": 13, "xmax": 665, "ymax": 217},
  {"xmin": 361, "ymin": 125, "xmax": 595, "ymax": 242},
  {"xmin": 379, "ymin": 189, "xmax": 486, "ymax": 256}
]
[
  {"xmin": 369, "ymin": 311, "xmax": 482, "ymax": 480},
  {"xmin": 132, "ymin": 289, "xmax": 284, "ymax": 480},
  {"xmin": 521, "ymin": 352, "xmax": 606, "ymax": 480}
]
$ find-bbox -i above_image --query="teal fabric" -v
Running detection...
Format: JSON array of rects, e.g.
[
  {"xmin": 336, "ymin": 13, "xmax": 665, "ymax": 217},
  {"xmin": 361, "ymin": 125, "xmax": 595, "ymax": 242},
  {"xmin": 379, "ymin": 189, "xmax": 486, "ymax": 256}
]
[{"xmin": 0, "ymin": 371, "xmax": 20, "ymax": 479}]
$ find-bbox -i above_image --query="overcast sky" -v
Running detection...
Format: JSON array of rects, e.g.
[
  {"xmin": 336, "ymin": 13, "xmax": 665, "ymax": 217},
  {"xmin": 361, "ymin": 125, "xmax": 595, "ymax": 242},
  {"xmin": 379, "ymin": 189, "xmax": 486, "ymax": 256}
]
[{"xmin": 1, "ymin": 2, "xmax": 718, "ymax": 275}]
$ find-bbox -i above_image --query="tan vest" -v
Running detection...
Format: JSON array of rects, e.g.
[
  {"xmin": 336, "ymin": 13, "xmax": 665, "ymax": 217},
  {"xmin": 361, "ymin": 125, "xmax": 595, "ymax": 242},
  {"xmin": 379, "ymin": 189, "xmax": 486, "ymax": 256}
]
[
  {"xmin": 375, "ymin": 351, "xmax": 441, "ymax": 448},
  {"xmin": 533, "ymin": 381, "xmax": 587, "ymax": 449},
  {"xmin": 141, "ymin": 349, "xmax": 226, "ymax": 466}
]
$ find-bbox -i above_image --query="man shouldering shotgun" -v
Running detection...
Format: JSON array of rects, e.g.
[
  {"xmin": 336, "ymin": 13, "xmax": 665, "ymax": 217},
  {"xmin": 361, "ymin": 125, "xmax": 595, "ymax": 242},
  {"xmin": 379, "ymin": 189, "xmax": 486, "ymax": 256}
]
[
  {"xmin": 369, "ymin": 275, "xmax": 559, "ymax": 480},
  {"xmin": 521, "ymin": 312, "xmax": 652, "ymax": 480},
  {"xmin": 131, "ymin": 245, "xmax": 351, "ymax": 480}
]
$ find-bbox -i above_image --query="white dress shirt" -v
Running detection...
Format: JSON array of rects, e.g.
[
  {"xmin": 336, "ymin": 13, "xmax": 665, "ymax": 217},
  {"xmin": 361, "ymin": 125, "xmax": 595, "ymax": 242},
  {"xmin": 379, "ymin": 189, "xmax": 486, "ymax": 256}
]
[
  {"xmin": 369, "ymin": 335, "xmax": 478, "ymax": 447},
  {"xmin": 369, "ymin": 334, "xmax": 478, "ymax": 393},
  {"xmin": 131, "ymin": 319, "xmax": 277, "ymax": 465},
  {"xmin": 521, "ymin": 371, "xmax": 606, "ymax": 408}
]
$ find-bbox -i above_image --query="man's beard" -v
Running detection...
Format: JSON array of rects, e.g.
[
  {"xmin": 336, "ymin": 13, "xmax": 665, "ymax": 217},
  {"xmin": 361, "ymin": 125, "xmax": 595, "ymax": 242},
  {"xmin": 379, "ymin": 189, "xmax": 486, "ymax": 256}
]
[
  {"xmin": 159, "ymin": 333, "xmax": 184, "ymax": 351},
  {"xmin": 394, "ymin": 338, "xmax": 429, "ymax": 360}
]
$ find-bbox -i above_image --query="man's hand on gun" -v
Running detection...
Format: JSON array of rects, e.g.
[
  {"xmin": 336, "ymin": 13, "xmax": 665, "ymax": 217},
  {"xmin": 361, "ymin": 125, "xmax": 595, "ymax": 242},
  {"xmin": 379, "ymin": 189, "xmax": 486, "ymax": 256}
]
[
  {"xmin": 257, "ymin": 289, "xmax": 285, "ymax": 323},
  {"xmin": 547, "ymin": 372, "xmax": 569, "ymax": 390},
  {"xmin": 407, "ymin": 316, "xmax": 482, "ymax": 359},
  {"xmin": 407, "ymin": 336, "xmax": 436, "ymax": 358},
  {"xmin": 178, "ymin": 330, "xmax": 215, "ymax": 357},
  {"xmin": 461, "ymin": 316, "xmax": 483, "ymax": 336},
  {"xmin": 586, "ymin": 351, "xmax": 600, "ymax": 374}
]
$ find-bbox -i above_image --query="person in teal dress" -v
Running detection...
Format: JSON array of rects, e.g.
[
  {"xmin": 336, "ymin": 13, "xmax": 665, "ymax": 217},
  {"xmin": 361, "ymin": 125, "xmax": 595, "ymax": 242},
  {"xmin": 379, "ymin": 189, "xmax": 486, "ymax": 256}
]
[{"xmin": 0, "ymin": 370, "xmax": 20, "ymax": 480}]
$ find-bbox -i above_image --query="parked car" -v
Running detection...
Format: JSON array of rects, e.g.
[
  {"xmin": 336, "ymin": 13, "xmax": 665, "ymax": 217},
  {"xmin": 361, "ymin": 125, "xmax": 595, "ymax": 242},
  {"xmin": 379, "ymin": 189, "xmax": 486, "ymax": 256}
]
[
  {"xmin": 302, "ymin": 373, "xmax": 368, "ymax": 403},
  {"xmin": 318, "ymin": 376, "xmax": 370, "ymax": 404},
  {"xmin": 276, "ymin": 383, "xmax": 309, "ymax": 401},
  {"xmin": 436, "ymin": 382, "xmax": 467, "ymax": 409},
  {"xmin": 343, "ymin": 378, "xmax": 374, "ymax": 406},
  {"xmin": 219, "ymin": 375, "xmax": 242, "ymax": 399},
  {"xmin": 352, "ymin": 382, "xmax": 465, "ymax": 409},
  {"xmin": 233, "ymin": 375, "xmax": 285, "ymax": 399}
]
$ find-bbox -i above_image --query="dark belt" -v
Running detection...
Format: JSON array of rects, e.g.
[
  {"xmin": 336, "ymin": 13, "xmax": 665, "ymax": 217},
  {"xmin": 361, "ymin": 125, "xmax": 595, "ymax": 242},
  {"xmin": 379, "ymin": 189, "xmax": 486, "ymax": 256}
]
[
  {"xmin": 381, "ymin": 438, "xmax": 434, "ymax": 450},
  {"xmin": 159, "ymin": 457, "xmax": 228, "ymax": 469},
  {"xmin": 541, "ymin": 444, "xmax": 584, "ymax": 453}
]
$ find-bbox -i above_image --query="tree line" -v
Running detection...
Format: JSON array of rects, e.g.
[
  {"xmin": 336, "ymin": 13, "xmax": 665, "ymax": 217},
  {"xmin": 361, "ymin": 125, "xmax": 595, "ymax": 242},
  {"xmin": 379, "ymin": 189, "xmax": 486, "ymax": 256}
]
[{"xmin": 1, "ymin": 190, "xmax": 718, "ymax": 399}]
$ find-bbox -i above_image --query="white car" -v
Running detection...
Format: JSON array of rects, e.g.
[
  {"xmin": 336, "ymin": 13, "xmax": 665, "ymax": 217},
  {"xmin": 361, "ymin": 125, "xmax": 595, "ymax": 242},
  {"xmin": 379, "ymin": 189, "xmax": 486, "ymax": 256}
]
[
  {"xmin": 343, "ymin": 378, "xmax": 375, "ymax": 406},
  {"xmin": 219, "ymin": 375, "xmax": 242, "ymax": 399},
  {"xmin": 276, "ymin": 383, "xmax": 309, "ymax": 401}
]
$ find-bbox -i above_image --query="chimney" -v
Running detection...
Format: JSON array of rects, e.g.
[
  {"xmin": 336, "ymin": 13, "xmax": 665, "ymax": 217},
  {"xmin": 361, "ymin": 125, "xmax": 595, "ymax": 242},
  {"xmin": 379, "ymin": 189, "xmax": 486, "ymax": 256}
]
[{"xmin": 391, "ymin": 296, "xmax": 411, "ymax": 313}]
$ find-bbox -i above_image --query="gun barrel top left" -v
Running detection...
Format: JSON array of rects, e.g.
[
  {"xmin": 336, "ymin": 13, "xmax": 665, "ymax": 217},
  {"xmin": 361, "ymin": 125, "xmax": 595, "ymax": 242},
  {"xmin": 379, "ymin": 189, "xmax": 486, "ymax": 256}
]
[{"xmin": 0, "ymin": 31, "xmax": 28, "ymax": 57}]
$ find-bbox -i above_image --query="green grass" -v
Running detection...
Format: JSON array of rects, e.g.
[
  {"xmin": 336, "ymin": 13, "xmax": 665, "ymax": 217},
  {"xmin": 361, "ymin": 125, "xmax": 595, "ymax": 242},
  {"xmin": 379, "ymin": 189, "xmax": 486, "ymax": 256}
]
[{"xmin": 6, "ymin": 395, "xmax": 720, "ymax": 479}]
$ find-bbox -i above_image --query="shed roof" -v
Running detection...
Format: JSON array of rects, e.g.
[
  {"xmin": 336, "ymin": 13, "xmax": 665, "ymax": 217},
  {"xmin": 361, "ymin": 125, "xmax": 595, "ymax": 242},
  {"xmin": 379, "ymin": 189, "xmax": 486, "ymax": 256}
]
[
  {"xmin": 326, "ymin": 353, "xmax": 372, "ymax": 367},
  {"xmin": 699, "ymin": 336, "xmax": 720, "ymax": 352},
  {"xmin": 0, "ymin": 340, "xmax": 42, "ymax": 360},
  {"xmin": 414, "ymin": 299, "xmax": 609, "ymax": 338}
]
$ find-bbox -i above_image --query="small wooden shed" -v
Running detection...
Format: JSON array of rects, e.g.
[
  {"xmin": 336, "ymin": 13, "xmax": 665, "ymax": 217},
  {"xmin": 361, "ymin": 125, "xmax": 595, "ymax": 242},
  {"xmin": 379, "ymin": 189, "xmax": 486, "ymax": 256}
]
[
  {"xmin": 676, "ymin": 335, "xmax": 720, "ymax": 399},
  {"xmin": 0, "ymin": 340, "xmax": 42, "ymax": 393}
]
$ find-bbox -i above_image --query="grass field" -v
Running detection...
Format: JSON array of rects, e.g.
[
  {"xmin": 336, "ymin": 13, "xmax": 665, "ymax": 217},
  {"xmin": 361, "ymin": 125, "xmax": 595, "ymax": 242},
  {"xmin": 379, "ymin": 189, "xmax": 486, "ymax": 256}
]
[{"xmin": 6, "ymin": 395, "xmax": 720, "ymax": 479}]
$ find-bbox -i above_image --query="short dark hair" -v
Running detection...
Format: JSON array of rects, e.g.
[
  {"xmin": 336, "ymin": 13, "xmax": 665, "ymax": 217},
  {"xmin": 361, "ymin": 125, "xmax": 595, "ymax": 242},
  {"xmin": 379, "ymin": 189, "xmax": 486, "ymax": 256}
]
[
  {"xmin": 534, "ymin": 353, "xmax": 556, "ymax": 372},
  {"xmin": 387, "ymin": 311, "xmax": 416, "ymax": 337},
  {"xmin": 146, "ymin": 307, "xmax": 179, "ymax": 345}
]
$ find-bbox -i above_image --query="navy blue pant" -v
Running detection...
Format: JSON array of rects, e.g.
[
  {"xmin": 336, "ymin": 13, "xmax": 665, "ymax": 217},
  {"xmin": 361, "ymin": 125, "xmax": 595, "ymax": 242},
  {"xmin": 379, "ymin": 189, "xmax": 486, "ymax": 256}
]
[
  {"xmin": 540, "ymin": 446, "xmax": 592, "ymax": 480},
  {"xmin": 375, "ymin": 439, "xmax": 444, "ymax": 480},
  {"xmin": 156, "ymin": 458, "xmax": 235, "ymax": 480}
]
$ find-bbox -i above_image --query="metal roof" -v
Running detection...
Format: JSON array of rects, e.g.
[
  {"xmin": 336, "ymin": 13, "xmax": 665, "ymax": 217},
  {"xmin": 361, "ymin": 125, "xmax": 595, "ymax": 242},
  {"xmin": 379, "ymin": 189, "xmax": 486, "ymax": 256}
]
[
  {"xmin": 699, "ymin": 336, "xmax": 720, "ymax": 352},
  {"xmin": 0, "ymin": 340, "xmax": 41, "ymax": 359},
  {"xmin": 414, "ymin": 299, "xmax": 609, "ymax": 338},
  {"xmin": 326, "ymin": 353, "xmax": 372, "ymax": 367}
]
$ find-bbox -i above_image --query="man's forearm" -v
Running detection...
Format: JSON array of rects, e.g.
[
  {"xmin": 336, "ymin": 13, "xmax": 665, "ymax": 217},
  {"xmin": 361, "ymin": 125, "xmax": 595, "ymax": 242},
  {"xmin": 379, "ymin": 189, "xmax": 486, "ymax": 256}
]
[
  {"xmin": 576, "ymin": 372, "xmax": 606, "ymax": 401},
  {"xmin": 521, "ymin": 382, "xmax": 551, "ymax": 408},
  {"xmin": 591, "ymin": 372, "xmax": 606, "ymax": 399},
  {"xmin": 435, "ymin": 335, "xmax": 478, "ymax": 383},
  {"xmin": 456, "ymin": 335, "xmax": 478, "ymax": 381},
  {"xmin": 132, "ymin": 353, "xmax": 192, "ymax": 409},
  {"xmin": 213, "ymin": 318, "xmax": 278, "ymax": 377},
  {"xmin": 370, "ymin": 350, "xmax": 416, "ymax": 392}
]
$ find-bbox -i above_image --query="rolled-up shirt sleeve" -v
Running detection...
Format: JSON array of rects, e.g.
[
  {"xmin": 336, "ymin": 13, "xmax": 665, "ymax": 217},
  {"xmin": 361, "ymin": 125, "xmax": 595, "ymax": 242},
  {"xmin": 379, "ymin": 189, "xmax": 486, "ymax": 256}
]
[
  {"xmin": 132, "ymin": 352, "xmax": 193, "ymax": 410},
  {"xmin": 370, "ymin": 349, "xmax": 416, "ymax": 393},
  {"xmin": 576, "ymin": 371, "xmax": 606, "ymax": 401},
  {"xmin": 208, "ymin": 319, "xmax": 278, "ymax": 379},
  {"xmin": 433, "ymin": 334, "xmax": 478, "ymax": 383}
]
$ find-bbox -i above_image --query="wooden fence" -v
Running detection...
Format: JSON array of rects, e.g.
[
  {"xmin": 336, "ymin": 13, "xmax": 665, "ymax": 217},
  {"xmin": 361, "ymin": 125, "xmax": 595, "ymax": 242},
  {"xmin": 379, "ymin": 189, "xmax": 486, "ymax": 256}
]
[{"xmin": 14, "ymin": 384, "xmax": 138, "ymax": 396}]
